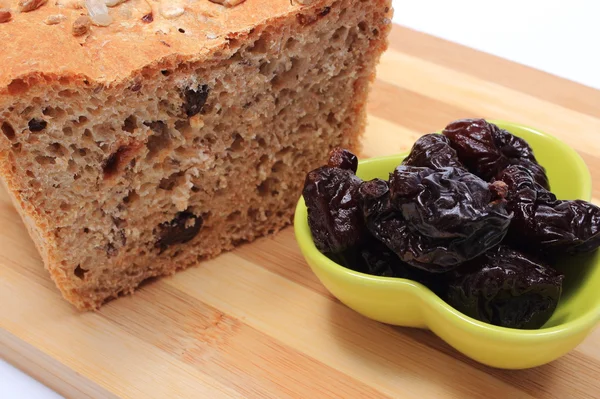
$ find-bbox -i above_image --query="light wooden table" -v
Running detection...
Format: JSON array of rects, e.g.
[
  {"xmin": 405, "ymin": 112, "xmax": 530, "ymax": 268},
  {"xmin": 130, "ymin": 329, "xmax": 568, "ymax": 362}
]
[{"xmin": 1, "ymin": 25, "xmax": 600, "ymax": 399}]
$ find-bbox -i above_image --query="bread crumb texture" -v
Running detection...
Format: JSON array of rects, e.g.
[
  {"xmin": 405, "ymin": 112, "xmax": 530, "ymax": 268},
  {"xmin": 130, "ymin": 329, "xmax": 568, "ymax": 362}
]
[{"xmin": 0, "ymin": 0, "xmax": 393, "ymax": 310}]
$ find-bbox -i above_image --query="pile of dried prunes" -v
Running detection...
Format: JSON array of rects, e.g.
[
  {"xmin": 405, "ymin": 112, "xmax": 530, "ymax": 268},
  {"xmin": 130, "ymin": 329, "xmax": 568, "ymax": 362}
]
[{"xmin": 302, "ymin": 119, "xmax": 600, "ymax": 329}]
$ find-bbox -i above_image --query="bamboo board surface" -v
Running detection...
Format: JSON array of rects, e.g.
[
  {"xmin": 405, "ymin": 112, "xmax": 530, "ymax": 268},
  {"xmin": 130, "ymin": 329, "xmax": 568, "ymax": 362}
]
[{"xmin": 2, "ymin": 25, "xmax": 600, "ymax": 399}]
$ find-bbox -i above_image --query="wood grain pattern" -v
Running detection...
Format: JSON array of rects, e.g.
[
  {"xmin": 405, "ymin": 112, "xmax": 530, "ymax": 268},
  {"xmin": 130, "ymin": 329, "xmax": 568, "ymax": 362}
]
[{"xmin": 2, "ymin": 24, "xmax": 600, "ymax": 398}]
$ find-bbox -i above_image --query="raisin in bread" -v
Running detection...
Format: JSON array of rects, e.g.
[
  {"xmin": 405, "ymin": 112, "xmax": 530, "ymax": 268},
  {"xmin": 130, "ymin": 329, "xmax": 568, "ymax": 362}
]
[{"xmin": 0, "ymin": 0, "xmax": 393, "ymax": 310}]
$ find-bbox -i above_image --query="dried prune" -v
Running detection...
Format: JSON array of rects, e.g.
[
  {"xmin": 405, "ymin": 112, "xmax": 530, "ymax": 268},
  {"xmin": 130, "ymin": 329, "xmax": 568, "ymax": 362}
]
[
  {"xmin": 359, "ymin": 244, "xmax": 401, "ymax": 277},
  {"xmin": 444, "ymin": 245, "xmax": 564, "ymax": 329},
  {"xmin": 325, "ymin": 237, "xmax": 396, "ymax": 278},
  {"xmin": 155, "ymin": 211, "xmax": 203, "ymax": 252},
  {"xmin": 402, "ymin": 133, "xmax": 465, "ymax": 171},
  {"xmin": 326, "ymin": 235, "xmax": 444, "ymax": 293},
  {"xmin": 328, "ymin": 147, "xmax": 358, "ymax": 173},
  {"xmin": 183, "ymin": 85, "xmax": 210, "ymax": 117},
  {"xmin": 359, "ymin": 178, "xmax": 391, "ymax": 220},
  {"xmin": 497, "ymin": 165, "xmax": 600, "ymax": 254},
  {"xmin": 443, "ymin": 118, "xmax": 550, "ymax": 189},
  {"xmin": 360, "ymin": 239, "xmax": 445, "ymax": 293},
  {"xmin": 303, "ymin": 149, "xmax": 365, "ymax": 254},
  {"xmin": 362, "ymin": 166, "xmax": 512, "ymax": 272},
  {"xmin": 300, "ymin": 120, "xmax": 600, "ymax": 331}
]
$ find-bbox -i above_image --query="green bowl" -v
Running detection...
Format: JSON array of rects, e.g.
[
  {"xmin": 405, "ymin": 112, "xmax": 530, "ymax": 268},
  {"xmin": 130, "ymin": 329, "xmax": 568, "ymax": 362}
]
[{"xmin": 294, "ymin": 120, "xmax": 600, "ymax": 369}]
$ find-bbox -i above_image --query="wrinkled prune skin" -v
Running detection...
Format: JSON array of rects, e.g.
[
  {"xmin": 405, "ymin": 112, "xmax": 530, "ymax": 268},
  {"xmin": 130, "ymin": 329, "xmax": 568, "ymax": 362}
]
[
  {"xmin": 360, "ymin": 240, "xmax": 446, "ymax": 294},
  {"xmin": 361, "ymin": 166, "xmax": 512, "ymax": 272},
  {"xmin": 443, "ymin": 118, "xmax": 550, "ymax": 190},
  {"xmin": 444, "ymin": 245, "xmax": 564, "ymax": 329},
  {"xmin": 359, "ymin": 244, "xmax": 405, "ymax": 277},
  {"xmin": 328, "ymin": 147, "xmax": 359, "ymax": 173},
  {"xmin": 303, "ymin": 149, "xmax": 365, "ymax": 254},
  {"xmin": 359, "ymin": 178, "xmax": 392, "ymax": 222},
  {"xmin": 327, "ymin": 236, "xmax": 445, "ymax": 293},
  {"xmin": 497, "ymin": 165, "xmax": 600, "ymax": 255},
  {"xmin": 402, "ymin": 134, "xmax": 466, "ymax": 171},
  {"xmin": 155, "ymin": 212, "xmax": 203, "ymax": 252}
]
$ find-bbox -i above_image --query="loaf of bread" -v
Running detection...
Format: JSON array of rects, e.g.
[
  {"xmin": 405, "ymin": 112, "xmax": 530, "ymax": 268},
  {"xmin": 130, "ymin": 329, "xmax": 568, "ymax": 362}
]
[{"xmin": 0, "ymin": 0, "xmax": 393, "ymax": 310}]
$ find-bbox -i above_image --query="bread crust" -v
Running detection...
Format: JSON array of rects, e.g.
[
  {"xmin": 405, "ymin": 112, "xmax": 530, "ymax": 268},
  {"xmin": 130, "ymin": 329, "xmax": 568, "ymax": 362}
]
[{"xmin": 0, "ymin": 0, "xmax": 327, "ymax": 97}]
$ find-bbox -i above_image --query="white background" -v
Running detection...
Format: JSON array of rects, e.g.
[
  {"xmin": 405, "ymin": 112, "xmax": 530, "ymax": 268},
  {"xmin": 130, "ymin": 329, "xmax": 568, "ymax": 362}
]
[
  {"xmin": 395, "ymin": 0, "xmax": 600, "ymax": 90},
  {"xmin": 2, "ymin": 1, "xmax": 599, "ymax": 398}
]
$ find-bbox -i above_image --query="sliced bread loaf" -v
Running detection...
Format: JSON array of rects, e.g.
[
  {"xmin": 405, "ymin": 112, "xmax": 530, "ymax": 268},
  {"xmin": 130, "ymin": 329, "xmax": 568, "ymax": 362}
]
[{"xmin": 0, "ymin": 0, "xmax": 393, "ymax": 310}]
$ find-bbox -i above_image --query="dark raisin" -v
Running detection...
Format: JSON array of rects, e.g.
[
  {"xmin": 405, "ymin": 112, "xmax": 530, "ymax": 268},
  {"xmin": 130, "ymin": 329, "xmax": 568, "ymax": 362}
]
[
  {"xmin": 74, "ymin": 265, "xmax": 88, "ymax": 280},
  {"xmin": 182, "ymin": 85, "xmax": 210, "ymax": 117},
  {"xmin": 362, "ymin": 166, "xmax": 512, "ymax": 272},
  {"xmin": 327, "ymin": 147, "xmax": 358, "ymax": 173},
  {"xmin": 302, "ymin": 149, "xmax": 365, "ymax": 254},
  {"xmin": 318, "ymin": 7, "xmax": 331, "ymax": 17},
  {"xmin": 442, "ymin": 118, "xmax": 550, "ymax": 189},
  {"xmin": 141, "ymin": 13, "xmax": 153, "ymax": 23},
  {"xmin": 155, "ymin": 212, "xmax": 203, "ymax": 252},
  {"xmin": 444, "ymin": 245, "xmax": 564, "ymax": 329},
  {"xmin": 402, "ymin": 133, "xmax": 465, "ymax": 171},
  {"xmin": 28, "ymin": 118, "xmax": 47, "ymax": 132}
]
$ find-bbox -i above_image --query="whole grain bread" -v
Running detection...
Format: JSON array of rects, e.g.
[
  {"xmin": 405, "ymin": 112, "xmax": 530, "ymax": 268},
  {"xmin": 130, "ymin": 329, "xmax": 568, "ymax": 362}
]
[{"xmin": 0, "ymin": 0, "xmax": 393, "ymax": 310}]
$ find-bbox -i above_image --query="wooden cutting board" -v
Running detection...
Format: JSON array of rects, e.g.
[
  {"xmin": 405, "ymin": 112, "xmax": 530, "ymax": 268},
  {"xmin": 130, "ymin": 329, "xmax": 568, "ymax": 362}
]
[{"xmin": 2, "ymin": 25, "xmax": 600, "ymax": 399}]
